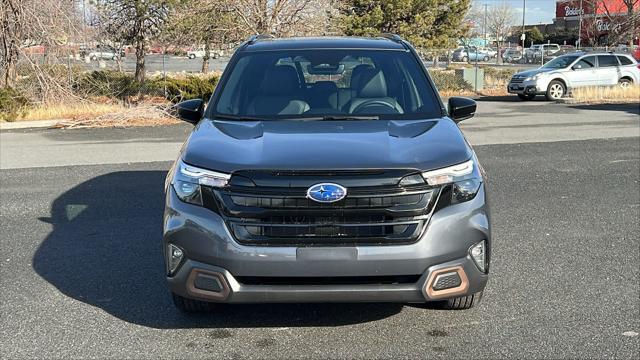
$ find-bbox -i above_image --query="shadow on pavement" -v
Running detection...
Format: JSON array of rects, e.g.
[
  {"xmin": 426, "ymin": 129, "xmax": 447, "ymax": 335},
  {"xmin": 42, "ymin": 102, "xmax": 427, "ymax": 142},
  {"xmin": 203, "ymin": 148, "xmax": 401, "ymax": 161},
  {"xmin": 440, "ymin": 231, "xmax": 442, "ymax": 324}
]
[
  {"xmin": 567, "ymin": 102, "xmax": 640, "ymax": 116},
  {"xmin": 32, "ymin": 171, "xmax": 402, "ymax": 329},
  {"xmin": 473, "ymin": 95, "xmax": 548, "ymax": 102}
]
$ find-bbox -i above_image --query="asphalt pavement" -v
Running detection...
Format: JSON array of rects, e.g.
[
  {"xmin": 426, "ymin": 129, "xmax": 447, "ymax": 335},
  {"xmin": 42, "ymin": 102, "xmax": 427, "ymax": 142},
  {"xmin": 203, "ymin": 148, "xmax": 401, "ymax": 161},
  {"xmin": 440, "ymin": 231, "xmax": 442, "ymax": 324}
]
[{"xmin": 1, "ymin": 100, "xmax": 639, "ymax": 359}]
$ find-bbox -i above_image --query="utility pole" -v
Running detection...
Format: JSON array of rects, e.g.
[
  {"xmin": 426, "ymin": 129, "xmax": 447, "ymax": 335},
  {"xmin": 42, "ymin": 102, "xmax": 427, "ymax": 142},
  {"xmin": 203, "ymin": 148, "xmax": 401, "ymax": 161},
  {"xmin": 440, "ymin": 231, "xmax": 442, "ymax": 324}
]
[
  {"xmin": 483, "ymin": 4, "xmax": 488, "ymax": 47},
  {"xmin": 521, "ymin": 0, "xmax": 526, "ymax": 48},
  {"xmin": 81, "ymin": 0, "xmax": 87, "ymax": 52},
  {"xmin": 577, "ymin": 0, "xmax": 583, "ymax": 48}
]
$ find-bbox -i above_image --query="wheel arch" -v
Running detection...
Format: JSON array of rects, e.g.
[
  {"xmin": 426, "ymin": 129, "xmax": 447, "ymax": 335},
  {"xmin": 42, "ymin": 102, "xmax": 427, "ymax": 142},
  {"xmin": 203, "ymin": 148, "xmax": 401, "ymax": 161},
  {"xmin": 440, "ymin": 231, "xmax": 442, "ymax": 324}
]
[
  {"xmin": 619, "ymin": 75, "xmax": 633, "ymax": 83},
  {"xmin": 549, "ymin": 77, "xmax": 568, "ymax": 89}
]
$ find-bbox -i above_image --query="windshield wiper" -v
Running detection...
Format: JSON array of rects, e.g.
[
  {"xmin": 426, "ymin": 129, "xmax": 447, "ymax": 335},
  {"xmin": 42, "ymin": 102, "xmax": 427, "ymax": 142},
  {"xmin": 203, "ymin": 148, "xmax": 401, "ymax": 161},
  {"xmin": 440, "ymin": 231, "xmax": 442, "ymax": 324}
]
[
  {"xmin": 319, "ymin": 115, "xmax": 380, "ymax": 121},
  {"xmin": 212, "ymin": 114, "xmax": 269, "ymax": 121}
]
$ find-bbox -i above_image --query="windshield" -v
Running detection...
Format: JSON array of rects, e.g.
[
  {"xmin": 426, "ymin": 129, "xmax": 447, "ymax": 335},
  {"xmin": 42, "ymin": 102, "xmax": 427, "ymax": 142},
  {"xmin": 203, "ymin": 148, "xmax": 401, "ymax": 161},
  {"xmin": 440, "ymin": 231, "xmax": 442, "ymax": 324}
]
[
  {"xmin": 543, "ymin": 55, "xmax": 579, "ymax": 69},
  {"xmin": 212, "ymin": 49, "xmax": 441, "ymax": 120}
]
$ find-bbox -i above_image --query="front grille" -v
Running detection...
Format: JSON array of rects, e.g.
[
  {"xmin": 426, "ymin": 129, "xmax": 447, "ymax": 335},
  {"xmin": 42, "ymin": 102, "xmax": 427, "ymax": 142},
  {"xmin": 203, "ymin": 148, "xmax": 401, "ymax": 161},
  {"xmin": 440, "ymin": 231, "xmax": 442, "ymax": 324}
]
[
  {"xmin": 204, "ymin": 173, "xmax": 440, "ymax": 246},
  {"xmin": 236, "ymin": 275, "xmax": 421, "ymax": 285},
  {"xmin": 510, "ymin": 76, "xmax": 524, "ymax": 84}
]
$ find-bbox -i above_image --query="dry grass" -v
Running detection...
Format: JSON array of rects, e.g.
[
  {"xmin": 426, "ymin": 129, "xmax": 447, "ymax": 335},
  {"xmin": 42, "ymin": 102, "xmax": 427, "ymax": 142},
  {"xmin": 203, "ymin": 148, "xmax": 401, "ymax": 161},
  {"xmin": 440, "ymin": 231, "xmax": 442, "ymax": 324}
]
[
  {"xmin": 15, "ymin": 102, "xmax": 124, "ymax": 121},
  {"xmin": 6, "ymin": 99, "xmax": 180, "ymax": 128},
  {"xmin": 52, "ymin": 104, "xmax": 180, "ymax": 129},
  {"xmin": 567, "ymin": 85, "xmax": 640, "ymax": 104}
]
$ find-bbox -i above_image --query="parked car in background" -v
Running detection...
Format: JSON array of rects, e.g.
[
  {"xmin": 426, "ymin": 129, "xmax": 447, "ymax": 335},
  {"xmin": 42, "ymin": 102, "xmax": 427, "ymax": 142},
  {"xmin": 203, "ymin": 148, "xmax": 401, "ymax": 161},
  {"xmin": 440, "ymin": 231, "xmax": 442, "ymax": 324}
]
[
  {"xmin": 508, "ymin": 52, "xmax": 640, "ymax": 101},
  {"xmin": 478, "ymin": 47, "xmax": 498, "ymax": 58},
  {"xmin": 502, "ymin": 48, "xmax": 523, "ymax": 63},
  {"xmin": 187, "ymin": 48, "xmax": 224, "ymax": 59},
  {"xmin": 87, "ymin": 46, "xmax": 121, "ymax": 61},
  {"xmin": 524, "ymin": 43, "xmax": 561, "ymax": 63},
  {"xmin": 544, "ymin": 47, "xmax": 578, "ymax": 62},
  {"xmin": 452, "ymin": 46, "xmax": 490, "ymax": 62}
]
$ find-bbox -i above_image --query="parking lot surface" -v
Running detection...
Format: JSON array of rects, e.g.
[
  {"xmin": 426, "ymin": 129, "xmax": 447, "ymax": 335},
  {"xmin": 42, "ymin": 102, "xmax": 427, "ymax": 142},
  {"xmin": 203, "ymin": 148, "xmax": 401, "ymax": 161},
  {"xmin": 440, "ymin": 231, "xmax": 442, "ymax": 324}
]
[{"xmin": 1, "ymin": 100, "xmax": 638, "ymax": 358}]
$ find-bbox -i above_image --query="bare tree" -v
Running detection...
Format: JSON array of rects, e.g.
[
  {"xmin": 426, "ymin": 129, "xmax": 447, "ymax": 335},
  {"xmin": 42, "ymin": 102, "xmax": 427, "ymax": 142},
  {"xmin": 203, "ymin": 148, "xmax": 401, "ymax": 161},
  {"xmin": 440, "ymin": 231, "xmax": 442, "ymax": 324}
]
[
  {"xmin": 578, "ymin": 0, "xmax": 639, "ymax": 46},
  {"xmin": 465, "ymin": 3, "xmax": 487, "ymax": 38},
  {"xmin": 162, "ymin": 0, "xmax": 333, "ymax": 73},
  {"xmin": 163, "ymin": 0, "xmax": 243, "ymax": 73},
  {"xmin": 1, "ymin": 0, "xmax": 79, "ymax": 96},
  {"xmin": 486, "ymin": 1, "xmax": 517, "ymax": 63},
  {"xmin": 601, "ymin": 0, "xmax": 639, "ymax": 45},
  {"xmin": 94, "ymin": 0, "xmax": 172, "ymax": 83},
  {"xmin": 222, "ymin": 0, "xmax": 332, "ymax": 36}
]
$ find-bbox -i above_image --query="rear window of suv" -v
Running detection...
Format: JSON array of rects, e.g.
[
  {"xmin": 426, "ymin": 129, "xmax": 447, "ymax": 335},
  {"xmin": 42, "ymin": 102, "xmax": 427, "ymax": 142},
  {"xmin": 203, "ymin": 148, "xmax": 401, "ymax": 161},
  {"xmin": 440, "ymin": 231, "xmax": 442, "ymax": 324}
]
[
  {"xmin": 212, "ymin": 49, "xmax": 441, "ymax": 120},
  {"xmin": 616, "ymin": 55, "xmax": 634, "ymax": 65}
]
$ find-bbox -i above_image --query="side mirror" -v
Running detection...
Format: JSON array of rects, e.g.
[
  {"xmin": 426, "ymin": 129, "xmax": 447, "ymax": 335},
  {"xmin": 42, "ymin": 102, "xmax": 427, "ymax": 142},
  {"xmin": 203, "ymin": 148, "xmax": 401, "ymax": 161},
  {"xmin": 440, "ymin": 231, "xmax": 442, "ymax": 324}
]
[
  {"xmin": 448, "ymin": 97, "xmax": 476, "ymax": 123},
  {"xmin": 572, "ymin": 64, "xmax": 582, "ymax": 70},
  {"xmin": 173, "ymin": 99, "xmax": 204, "ymax": 124}
]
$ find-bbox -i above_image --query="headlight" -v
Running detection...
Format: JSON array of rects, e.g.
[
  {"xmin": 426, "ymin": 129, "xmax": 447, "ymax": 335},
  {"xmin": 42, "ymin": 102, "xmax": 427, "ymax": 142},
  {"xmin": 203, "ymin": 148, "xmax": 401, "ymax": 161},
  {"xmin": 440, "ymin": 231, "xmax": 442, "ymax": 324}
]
[
  {"xmin": 422, "ymin": 158, "xmax": 482, "ymax": 203},
  {"xmin": 171, "ymin": 160, "xmax": 230, "ymax": 205},
  {"xmin": 525, "ymin": 73, "xmax": 544, "ymax": 81}
]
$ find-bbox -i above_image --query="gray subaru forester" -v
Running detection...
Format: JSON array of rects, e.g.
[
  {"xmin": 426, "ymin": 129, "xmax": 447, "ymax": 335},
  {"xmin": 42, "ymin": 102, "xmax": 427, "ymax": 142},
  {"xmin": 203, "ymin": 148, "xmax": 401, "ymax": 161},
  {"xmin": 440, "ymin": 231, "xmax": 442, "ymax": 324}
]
[{"xmin": 165, "ymin": 35, "xmax": 490, "ymax": 312}]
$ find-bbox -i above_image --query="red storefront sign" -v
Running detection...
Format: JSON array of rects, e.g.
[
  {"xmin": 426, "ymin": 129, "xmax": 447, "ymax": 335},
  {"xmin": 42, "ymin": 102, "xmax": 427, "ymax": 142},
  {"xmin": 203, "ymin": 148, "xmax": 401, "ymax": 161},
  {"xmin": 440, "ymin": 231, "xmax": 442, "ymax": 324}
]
[{"xmin": 556, "ymin": 0, "xmax": 635, "ymax": 18}]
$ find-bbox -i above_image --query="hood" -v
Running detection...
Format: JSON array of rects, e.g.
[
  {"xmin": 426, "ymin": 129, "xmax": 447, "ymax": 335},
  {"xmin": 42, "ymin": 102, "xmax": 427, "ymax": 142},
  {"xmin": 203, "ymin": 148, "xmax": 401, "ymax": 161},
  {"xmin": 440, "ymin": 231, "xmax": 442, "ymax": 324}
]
[
  {"xmin": 182, "ymin": 118, "xmax": 473, "ymax": 173},
  {"xmin": 515, "ymin": 68, "xmax": 555, "ymax": 77}
]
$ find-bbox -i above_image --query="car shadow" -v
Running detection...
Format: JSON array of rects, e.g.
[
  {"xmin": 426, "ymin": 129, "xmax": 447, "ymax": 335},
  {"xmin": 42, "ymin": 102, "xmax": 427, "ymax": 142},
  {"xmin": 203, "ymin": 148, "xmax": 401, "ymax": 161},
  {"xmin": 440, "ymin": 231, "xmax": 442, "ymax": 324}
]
[
  {"xmin": 473, "ymin": 95, "xmax": 547, "ymax": 102},
  {"xmin": 32, "ymin": 170, "xmax": 402, "ymax": 329},
  {"xmin": 567, "ymin": 103, "xmax": 640, "ymax": 116}
]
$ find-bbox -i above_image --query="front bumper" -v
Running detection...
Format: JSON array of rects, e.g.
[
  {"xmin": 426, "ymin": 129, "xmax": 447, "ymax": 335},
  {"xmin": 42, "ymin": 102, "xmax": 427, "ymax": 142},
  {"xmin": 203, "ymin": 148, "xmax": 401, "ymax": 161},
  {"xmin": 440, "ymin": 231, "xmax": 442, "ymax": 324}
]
[
  {"xmin": 507, "ymin": 81, "xmax": 543, "ymax": 95},
  {"xmin": 164, "ymin": 185, "xmax": 491, "ymax": 303}
]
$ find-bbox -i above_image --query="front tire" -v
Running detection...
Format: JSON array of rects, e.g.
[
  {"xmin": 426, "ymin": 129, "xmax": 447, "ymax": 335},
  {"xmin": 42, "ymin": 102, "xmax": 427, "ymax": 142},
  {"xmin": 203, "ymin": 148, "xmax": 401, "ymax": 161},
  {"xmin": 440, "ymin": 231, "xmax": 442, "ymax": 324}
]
[
  {"xmin": 483, "ymin": 56, "xmax": 489, "ymax": 62},
  {"xmin": 188, "ymin": 54, "xmax": 196, "ymax": 59},
  {"xmin": 546, "ymin": 80, "xmax": 566, "ymax": 101},
  {"xmin": 172, "ymin": 293, "xmax": 216, "ymax": 313},
  {"xmin": 518, "ymin": 94, "xmax": 536, "ymax": 100},
  {"xmin": 462, "ymin": 56, "xmax": 468, "ymax": 62},
  {"xmin": 442, "ymin": 291, "xmax": 483, "ymax": 310}
]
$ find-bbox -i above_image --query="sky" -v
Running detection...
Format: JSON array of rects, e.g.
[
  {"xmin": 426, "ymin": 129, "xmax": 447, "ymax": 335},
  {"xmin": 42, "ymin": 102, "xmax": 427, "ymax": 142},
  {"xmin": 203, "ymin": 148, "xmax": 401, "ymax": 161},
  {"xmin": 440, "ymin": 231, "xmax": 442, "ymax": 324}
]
[{"xmin": 473, "ymin": 0, "xmax": 558, "ymax": 25}]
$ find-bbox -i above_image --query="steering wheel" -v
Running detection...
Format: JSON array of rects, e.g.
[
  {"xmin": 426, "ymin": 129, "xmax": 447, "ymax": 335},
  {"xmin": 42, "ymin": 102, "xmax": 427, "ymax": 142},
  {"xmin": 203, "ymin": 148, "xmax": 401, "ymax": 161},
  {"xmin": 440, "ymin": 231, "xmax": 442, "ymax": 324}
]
[{"xmin": 352, "ymin": 99, "xmax": 398, "ymax": 114}]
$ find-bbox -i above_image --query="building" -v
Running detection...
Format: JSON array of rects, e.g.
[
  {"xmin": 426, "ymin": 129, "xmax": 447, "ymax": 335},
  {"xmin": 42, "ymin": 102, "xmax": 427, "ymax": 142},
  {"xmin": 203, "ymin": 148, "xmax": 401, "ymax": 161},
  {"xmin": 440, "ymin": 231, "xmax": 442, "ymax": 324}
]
[{"xmin": 554, "ymin": 0, "xmax": 639, "ymax": 45}]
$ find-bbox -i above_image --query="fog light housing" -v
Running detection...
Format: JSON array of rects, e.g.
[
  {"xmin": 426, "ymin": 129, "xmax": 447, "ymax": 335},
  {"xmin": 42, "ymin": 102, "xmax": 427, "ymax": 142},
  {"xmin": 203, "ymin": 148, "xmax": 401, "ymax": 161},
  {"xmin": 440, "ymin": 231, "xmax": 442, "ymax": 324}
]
[
  {"xmin": 469, "ymin": 241, "xmax": 487, "ymax": 273},
  {"xmin": 167, "ymin": 244, "xmax": 184, "ymax": 275}
]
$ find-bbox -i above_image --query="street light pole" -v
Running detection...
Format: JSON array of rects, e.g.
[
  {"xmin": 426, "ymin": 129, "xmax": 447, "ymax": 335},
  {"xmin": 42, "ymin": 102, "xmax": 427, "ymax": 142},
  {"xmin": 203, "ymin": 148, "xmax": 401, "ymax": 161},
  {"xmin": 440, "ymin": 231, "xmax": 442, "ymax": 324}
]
[
  {"xmin": 521, "ymin": 0, "xmax": 526, "ymax": 48},
  {"xmin": 577, "ymin": 0, "xmax": 583, "ymax": 49},
  {"xmin": 483, "ymin": 4, "xmax": 488, "ymax": 46}
]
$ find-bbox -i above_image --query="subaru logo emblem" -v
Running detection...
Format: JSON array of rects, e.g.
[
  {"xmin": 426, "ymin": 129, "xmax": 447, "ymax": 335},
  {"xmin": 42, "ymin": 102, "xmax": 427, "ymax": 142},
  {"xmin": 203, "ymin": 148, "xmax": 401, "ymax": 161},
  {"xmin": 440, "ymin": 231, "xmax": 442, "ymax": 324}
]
[{"xmin": 306, "ymin": 183, "xmax": 347, "ymax": 203}]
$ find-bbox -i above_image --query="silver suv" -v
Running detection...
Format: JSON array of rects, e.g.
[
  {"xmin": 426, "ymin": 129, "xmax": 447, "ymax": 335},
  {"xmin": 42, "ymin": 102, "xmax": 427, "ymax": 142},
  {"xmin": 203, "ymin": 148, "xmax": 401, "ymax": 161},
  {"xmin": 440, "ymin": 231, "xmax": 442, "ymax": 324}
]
[{"xmin": 508, "ymin": 52, "xmax": 640, "ymax": 101}]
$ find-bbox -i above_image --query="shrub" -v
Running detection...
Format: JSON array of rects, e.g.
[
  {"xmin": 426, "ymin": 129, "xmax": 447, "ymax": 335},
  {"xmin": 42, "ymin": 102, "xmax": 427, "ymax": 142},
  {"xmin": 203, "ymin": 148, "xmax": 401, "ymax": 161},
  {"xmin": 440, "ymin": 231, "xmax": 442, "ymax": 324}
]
[
  {"xmin": 75, "ymin": 70, "xmax": 140, "ymax": 98},
  {"xmin": 428, "ymin": 70, "xmax": 473, "ymax": 92},
  {"xmin": 149, "ymin": 74, "xmax": 220, "ymax": 103},
  {"xmin": 481, "ymin": 66, "xmax": 517, "ymax": 83},
  {"xmin": 0, "ymin": 87, "xmax": 30, "ymax": 121},
  {"xmin": 74, "ymin": 70, "xmax": 220, "ymax": 103}
]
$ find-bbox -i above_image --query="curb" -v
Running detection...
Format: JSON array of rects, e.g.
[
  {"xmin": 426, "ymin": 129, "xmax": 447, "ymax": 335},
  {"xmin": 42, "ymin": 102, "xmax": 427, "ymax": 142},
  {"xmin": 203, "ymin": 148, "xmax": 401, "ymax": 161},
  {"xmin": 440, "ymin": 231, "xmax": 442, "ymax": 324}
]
[{"xmin": 0, "ymin": 119, "xmax": 63, "ymax": 130}]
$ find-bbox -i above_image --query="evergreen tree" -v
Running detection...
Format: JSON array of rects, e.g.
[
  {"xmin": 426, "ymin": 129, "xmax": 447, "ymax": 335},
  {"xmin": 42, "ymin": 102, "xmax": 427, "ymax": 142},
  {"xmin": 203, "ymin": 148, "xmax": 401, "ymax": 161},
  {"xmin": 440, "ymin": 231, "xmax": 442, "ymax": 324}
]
[{"xmin": 339, "ymin": 0, "xmax": 472, "ymax": 48}]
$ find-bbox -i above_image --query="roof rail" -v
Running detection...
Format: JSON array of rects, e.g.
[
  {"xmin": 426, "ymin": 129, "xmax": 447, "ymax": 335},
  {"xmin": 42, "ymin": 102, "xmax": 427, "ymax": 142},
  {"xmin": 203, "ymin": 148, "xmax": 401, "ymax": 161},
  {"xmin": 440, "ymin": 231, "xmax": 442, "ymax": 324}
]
[
  {"xmin": 380, "ymin": 33, "xmax": 403, "ymax": 43},
  {"xmin": 246, "ymin": 34, "xmax": 275, "ymax": 44}
]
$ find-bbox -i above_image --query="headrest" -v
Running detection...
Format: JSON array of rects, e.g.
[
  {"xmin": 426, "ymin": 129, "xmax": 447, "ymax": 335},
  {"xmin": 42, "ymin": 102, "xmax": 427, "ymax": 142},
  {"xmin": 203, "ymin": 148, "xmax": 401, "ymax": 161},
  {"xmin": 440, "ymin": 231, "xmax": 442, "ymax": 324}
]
[
  {"xmin": 310, "ymin": 81, "xmax": 338, "ymax": 93},
  {"xmin": 353, "ymin": 67, "xmax": 387, "ymax": 98},
  {"xmin": 350, "ymin": 64, "xmax": 374, "ymax": 89},
  {"xmin": 259, "ymin": 66, "xmax": 299, "ymax": 95}
]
